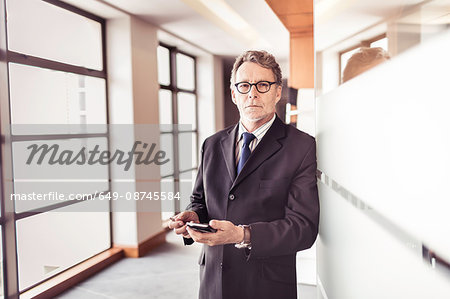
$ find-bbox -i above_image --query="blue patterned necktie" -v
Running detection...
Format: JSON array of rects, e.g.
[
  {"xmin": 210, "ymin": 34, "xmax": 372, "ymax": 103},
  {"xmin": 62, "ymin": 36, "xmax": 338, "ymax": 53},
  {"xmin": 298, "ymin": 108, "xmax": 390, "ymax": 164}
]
[{"xmin": 237, "ymin": 132, "xmax": 256, "ymax": 175}]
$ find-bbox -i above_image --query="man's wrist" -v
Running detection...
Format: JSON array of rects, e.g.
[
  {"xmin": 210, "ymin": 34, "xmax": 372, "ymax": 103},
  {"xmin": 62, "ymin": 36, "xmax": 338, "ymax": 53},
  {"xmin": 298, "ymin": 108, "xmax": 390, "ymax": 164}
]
[
  {"xmin": 235, "ymin": 225, "xmax": 251, "ymax": 249},
  {"xmin": 236, "ymin": 225, "xmax": 245, "ymax": 243}
]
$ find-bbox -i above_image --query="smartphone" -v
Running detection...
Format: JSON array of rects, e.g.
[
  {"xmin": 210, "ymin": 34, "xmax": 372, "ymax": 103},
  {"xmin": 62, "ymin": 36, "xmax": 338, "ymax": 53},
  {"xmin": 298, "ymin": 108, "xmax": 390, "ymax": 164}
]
[{"xmin": 187, "ymin": 222, "xmax": 217, "ymax": 233}]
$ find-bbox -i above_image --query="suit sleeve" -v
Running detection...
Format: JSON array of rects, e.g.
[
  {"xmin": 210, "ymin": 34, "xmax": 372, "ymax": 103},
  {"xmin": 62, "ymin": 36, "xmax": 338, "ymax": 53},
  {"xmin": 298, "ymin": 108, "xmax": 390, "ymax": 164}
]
[
  {"xmin": 247, "ymin": 140, "xmax": 320, "ymax": 259},
  {"xmin": 183, "ymin": 140, "xmax": 209, "ymax": 246}
]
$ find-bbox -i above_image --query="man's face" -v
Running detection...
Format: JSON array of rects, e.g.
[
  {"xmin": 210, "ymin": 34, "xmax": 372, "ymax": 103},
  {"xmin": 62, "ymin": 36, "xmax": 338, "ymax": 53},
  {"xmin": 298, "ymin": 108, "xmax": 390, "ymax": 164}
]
[{"xmin": 232, "ymin": 62, "xmax": 282, "ymax": 127}]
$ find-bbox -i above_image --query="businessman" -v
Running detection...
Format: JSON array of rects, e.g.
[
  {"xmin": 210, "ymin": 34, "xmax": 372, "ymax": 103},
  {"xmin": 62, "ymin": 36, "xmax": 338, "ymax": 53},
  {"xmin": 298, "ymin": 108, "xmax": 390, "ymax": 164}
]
[{"xmin": 169, "ymin": 50, "xmax": 319, "ymax": 299}]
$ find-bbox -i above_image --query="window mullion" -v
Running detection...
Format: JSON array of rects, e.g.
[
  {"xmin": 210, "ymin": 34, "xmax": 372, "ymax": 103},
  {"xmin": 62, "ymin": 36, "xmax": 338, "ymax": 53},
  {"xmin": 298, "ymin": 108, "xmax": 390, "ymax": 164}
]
[{"xmin": 169, "ymin": 48, "xmax": 181, "ymax": 213}]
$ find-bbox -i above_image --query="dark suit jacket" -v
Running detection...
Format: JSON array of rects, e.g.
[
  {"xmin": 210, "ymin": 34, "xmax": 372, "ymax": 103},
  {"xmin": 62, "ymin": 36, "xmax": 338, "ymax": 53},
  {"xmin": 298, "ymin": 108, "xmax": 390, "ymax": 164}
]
[{"xmin": 185, "ymin": 116, "xmax": 319, "ymax": 299}]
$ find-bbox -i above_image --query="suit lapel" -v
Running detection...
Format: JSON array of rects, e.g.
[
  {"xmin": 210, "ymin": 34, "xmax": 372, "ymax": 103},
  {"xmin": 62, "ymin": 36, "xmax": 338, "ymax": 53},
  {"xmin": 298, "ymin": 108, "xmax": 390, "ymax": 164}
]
[
  {"xmin": 220, "ymin": 124, "xmax": 239, "ymax": 182},
  {"xmin": 231, "ymin": 117, "xmax": 286, "ymax": 190}
]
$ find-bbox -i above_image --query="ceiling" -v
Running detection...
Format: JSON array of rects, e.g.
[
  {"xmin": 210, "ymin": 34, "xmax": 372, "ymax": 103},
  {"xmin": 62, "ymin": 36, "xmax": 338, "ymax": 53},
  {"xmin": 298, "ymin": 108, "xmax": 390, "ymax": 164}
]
[
  {"xmin": 314, "ymin": 0, "xmax": 428, "ymax": 51},
  {"xmin": 64, "ymin": 0, "xmax": 449, "ymax": 59},
  {"xmin": 266, "ymin": 0, "xmax": 313, "ymax": 35},
  {"xmin": 99, "ymin": 0, "xmax": 290, "ymax": 59}
]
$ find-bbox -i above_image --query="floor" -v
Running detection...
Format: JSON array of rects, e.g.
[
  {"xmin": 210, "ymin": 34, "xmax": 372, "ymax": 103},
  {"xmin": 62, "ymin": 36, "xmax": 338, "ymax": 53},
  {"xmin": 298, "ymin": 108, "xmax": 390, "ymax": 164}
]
[{"xmin": 57, "ymin": 231, "xmax": 317, "ymax": 299}]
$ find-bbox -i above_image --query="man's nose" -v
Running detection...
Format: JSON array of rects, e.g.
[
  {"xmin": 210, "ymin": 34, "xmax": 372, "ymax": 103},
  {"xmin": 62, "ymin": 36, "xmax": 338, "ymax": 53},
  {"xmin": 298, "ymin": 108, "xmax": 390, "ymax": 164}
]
[{"xmin": 248, "ymin": 84, "xmax": 259, "ymax": 98}]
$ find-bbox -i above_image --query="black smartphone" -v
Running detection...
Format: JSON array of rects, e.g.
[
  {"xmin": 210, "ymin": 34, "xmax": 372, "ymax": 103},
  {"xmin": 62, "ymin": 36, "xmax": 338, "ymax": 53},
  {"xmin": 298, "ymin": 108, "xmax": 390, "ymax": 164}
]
[{"xmin": 187, "ymin": 222, "xmax": 217, "ymax": 233}]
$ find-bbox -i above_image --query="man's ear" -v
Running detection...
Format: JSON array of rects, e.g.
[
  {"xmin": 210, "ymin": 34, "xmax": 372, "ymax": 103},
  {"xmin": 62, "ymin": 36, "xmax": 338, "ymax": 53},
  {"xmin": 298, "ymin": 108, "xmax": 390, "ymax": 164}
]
[
  {"xmin": 231, "ymin": 89, "xmax": 237, "ymax": 105},
  {"xmin": 275, "ymin": 85, "xmax": 282, "ymax": 104}
]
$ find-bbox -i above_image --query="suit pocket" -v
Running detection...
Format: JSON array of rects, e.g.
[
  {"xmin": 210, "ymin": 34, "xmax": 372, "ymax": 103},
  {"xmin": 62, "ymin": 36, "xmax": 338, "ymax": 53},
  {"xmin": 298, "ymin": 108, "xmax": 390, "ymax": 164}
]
[
  {"xmin": 261, "ymin": 260, "xmax": 296, "ymax": 284},
  {"xmin": 259, "ymin": 178, "xmax": 289, "ymax": 189}
]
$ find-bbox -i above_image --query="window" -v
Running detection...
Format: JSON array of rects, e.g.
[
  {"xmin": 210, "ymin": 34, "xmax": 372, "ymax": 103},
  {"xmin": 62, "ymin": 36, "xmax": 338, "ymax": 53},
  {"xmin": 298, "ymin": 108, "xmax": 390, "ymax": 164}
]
[
  {"xmin": 157, "ymin": 44, "xmax": 198, "ymax": 220},
  {"xmin": 1, "ymin": 0, "xmax": 110, "ymax": 296}
]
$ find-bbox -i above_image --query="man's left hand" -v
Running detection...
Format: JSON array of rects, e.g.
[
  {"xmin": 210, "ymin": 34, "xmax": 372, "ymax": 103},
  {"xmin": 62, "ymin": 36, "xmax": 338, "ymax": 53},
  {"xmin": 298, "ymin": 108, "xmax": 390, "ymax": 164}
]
[{"xmin": 186, "ymin": 220, "xmax": 244, "ymax": 246}]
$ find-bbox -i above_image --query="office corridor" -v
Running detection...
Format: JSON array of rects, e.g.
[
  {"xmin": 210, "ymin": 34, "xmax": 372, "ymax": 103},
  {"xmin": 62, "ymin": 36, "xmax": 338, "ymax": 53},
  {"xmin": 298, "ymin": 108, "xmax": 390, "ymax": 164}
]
[
  {"xmin": 56, "ymin": 231, "xmax": 316, "ymax": 299},
  {"xmin": 56, "ymin": 231, "xmax": 201, "ymax": 299}
]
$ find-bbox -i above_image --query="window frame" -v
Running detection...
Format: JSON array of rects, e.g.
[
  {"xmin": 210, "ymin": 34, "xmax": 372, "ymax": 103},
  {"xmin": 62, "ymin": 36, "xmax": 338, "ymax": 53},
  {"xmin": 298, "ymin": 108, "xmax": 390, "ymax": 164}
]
[
  {"xmin": 158, "ymin": 42, "xmax": 199, "ymax": 215},
  {"xmin": 0, "ymin": 0, "xmax": 111, "ymax": 296}
]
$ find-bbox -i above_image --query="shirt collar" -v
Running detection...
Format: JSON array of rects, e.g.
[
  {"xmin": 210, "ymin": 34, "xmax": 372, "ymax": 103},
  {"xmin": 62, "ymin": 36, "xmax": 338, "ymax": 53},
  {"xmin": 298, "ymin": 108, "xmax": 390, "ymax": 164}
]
[{"xmin": 237, "ymin": 114, "xmax": 276, "ymax": 142}]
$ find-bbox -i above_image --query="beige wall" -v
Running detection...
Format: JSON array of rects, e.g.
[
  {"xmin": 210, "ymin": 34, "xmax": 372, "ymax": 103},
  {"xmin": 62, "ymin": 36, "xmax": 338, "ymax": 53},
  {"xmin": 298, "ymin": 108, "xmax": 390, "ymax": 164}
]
[{"xmin": 107, "ymin": 14, "xmax": 163, "ymax": 246}]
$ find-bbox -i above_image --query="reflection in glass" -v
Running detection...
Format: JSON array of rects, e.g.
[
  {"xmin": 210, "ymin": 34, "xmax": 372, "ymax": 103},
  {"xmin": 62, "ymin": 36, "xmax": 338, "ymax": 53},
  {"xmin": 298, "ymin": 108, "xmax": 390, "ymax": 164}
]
[
  {"xmin": 6, "ymin": 0, "xmax": 103, "ymax": 70},
  {"xmin": 340, "ymin": 47, "xmax": 360, "ymax": 82},
  {"xmin": 176, "ymin": 53, "xmax": 195, "ymax": 90}
]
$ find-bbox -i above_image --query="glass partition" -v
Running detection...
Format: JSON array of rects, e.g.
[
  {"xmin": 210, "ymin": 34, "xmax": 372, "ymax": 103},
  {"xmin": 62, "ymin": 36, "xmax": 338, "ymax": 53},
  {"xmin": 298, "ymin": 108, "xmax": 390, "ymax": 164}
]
[{"xmin": 315, "ymin": 1, "xmax": 450, "ymax": 298}]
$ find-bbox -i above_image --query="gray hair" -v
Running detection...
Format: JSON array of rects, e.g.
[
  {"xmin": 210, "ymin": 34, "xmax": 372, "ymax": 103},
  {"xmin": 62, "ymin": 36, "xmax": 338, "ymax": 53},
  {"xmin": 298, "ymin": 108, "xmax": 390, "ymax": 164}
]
[
  {"xmin": 230, "ymin": 50, "xmax": 282, "ymax": 90},
  {"xmin": 342, "ymin": 47, "xmax": 390, "ymax": 83}
]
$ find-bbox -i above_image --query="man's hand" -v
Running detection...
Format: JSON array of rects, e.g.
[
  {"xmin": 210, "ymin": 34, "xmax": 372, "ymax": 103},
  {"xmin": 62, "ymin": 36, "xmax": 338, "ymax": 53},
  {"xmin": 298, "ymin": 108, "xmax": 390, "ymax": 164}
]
[
  {"xmin": 186, "ymin": 220, "xmax": 244, "ymax": 246},
  {"xmin": 168, "ymin": 211, "xmax": 199, "ymax": 238}
]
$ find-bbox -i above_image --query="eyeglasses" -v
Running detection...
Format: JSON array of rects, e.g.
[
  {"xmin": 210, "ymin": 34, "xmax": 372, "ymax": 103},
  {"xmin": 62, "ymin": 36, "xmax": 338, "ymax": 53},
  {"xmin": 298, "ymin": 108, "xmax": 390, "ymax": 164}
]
[{"xmin": 234, "ymin": 81, "xmax": 277, "ymax": 94}]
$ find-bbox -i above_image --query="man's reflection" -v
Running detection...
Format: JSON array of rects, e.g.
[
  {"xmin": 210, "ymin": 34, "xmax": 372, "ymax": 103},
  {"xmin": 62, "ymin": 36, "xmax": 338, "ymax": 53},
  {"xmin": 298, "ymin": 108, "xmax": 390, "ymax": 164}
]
[{"xmin": 343, "ymin": 47, "xmax": 390, "ymax": 83}]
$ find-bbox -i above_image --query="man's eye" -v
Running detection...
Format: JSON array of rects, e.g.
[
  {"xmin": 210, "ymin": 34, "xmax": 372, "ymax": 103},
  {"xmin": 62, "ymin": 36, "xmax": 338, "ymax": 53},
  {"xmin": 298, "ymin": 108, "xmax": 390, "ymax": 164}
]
[
  {"xmin": 239, "ymin": 83, "xmax": 250, "ymax": 88},
  {"xmin": 258, "ymin": 82, "xmax": 269, "ymax": 88}
]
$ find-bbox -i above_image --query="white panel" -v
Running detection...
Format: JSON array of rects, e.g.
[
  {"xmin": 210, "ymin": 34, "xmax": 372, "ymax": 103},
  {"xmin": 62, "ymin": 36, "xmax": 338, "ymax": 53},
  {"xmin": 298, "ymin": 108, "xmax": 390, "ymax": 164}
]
[
  {"xmin": 180, "ymin": 170, "xmax": 196, "ymax": 211},
  {"xmin": 297, "ymin": 88, "xmax": 316, "ymax": 137},
  {"xmin": 177, "ymin": 92, "xmax": 197, "ymax": 130},
  {"xmin": 16, "ymin": 204, "xmax": 110, "ymax": 290},
  {"xmin": 157, "ymin": 46, "xmax": 170, "ymax": 85},
  {"xmin": 176, "ymin": 53, "xmax": 195, "ymax": 90},
  {"xmin": 178, "ymin": 132, "xmax": 195, "ymax": 171},
  {"xmin": 296, "ymin": 242, "xmax": 317, "ymax": 285},
  {"xmin": 7, "ymin": 0, "xmax": 103, "ymax": 70},
  {"xmin": 159, "ymin": 89, "xmax": 173, "ymax": 125},
  {"xmin": 9, "ymin": 63, "xmax": 107, "ymax": 127},
  {"xmin": 317, "ymin": 30, "xmax": 450, "ymax": 262},
  {"xmin": 160, "ymin": 133, "xmax": 174, "ymax": 177},
  {"xmin": 12, "ymin": 138, "xmax": 109, "ymax": 213},
  {"xmin": 317, "ymin": 183, "xmax": 450, "ymax": 299},
  {"xmin": 161, "ymin": 177, "xmax": 175, "ymax": 220}
]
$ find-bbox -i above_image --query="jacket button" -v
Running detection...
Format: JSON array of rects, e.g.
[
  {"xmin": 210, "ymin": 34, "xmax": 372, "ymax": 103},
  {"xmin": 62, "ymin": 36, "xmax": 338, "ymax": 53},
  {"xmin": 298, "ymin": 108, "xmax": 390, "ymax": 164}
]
[
  {"xmin": 228, "ymin": 194, "xmax": 235, "ymax": 201},
  {"xmin": 220, "ymin": 262, "xmax": 223, "ymax": 268}
]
